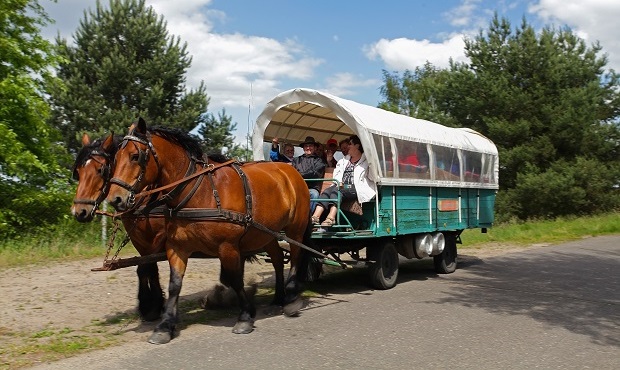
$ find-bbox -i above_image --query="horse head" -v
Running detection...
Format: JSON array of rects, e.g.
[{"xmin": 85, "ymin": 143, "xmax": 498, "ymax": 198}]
[
  {"xmin": 71, "ymin": 133, "xmax": 118, "ymax": 222},
  {"xmin": 107, "ymin": 117, "xmax": 162, "ymax": 211}
]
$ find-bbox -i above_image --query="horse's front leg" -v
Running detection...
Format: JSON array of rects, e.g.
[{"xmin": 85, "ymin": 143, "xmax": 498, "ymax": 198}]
[
  {"xmin": 148, "ymin": 248, "xmax": 189, "ymax": 344},
  {"xmin": 219, "ymin": 242, "xmax": 255, "ymax": 334}
]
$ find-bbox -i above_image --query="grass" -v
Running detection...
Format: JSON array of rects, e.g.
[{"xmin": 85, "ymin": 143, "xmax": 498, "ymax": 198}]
[
  {"xmin": 0, "ymin": 217, "xmax": 137, "ymax": 269},
  {"xmin": 461, "ymin": 212, "xmax": 620, "ymax": 247}
]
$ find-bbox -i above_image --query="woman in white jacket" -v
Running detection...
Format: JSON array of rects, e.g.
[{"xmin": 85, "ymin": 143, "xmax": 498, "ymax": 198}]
[{"xmin": 310, "ymin": 135, "xmax": 376, "ymax": 227}]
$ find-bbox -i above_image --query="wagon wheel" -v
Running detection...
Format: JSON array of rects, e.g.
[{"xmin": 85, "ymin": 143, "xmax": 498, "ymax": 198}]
[
  {"xmin": 368, "ymin": 241, "xmax": 399, "ymax": 290},
  {"xmin": 433, "ymin": 232, "xmax": 457, "ymax": 274}
]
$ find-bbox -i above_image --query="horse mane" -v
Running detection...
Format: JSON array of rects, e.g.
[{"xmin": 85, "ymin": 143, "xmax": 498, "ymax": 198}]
[
  {"xmin": 205, "ymin": 152, "xmax": 230, "ymax": 163},
  {"xmin": 149, "ymin": 126, "xmax": 204, "ymax": 159},
  {"xmin": 72, "ymin": 134, "xmax": 123, "ymax": 172}
]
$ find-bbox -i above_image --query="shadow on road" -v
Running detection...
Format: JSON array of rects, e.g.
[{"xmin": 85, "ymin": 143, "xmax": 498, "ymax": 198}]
[{"xmin": 433, "ymin": 250, "xmax": 620, "ymax": 347}]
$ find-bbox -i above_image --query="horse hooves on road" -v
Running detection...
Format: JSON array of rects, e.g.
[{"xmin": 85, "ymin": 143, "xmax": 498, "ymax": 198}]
[
  {"xmin": 282, "ymin": 297, "xmax": 304, "ymax": 317},
  {"xmin": 148, "ymin": 331, "xmax": 172, "ymax": 345},
  {"xmin": 232, "ymin": 320, "xmax": 255, "ymax": 334}
]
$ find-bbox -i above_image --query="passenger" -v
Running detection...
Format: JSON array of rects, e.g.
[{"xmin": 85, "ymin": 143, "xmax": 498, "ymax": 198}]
[
  {"xmin": 311, "ymin": 135, "xmax": 376, "ymax": 227},
  {"xmin": 325, "ymin": 138, "xmax": 338, "ymax": 167},
  {"xmin": 339, "ymin": 138, "xmax": 350, "ymax": 156},
  {"xmin": 402, "ymin": 150, "xmax": 420, "ymax": 166},
  {"xmin": 291, "ymin": 136, "xmax": 326, "ymax": 212},
  {"xmin": 269, "ymin": 137, "xmax": 295, "ymax": 163}
]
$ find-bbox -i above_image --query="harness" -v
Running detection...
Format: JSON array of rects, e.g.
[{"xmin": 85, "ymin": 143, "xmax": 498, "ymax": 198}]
[{"xmin": 110, "ymin": 133, "xmax": 337, "ymax": 263}]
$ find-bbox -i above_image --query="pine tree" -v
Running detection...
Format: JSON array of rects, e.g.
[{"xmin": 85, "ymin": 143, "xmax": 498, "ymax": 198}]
[
  {"xmin": 198, "ymin": 108, "xmax": 242, "ymax": 155},
  {"xmin": 48, "ymin": 0, "xmax": 209, "ymax": 153}
]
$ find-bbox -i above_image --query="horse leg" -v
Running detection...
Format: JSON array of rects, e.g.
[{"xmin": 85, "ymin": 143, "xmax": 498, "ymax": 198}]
[
  {"xmin": 262, "ymin": 240, "xmax": 285, "ymax": 311},
  {"xmin": 148, "ymin": 250, "xmax": 188, "ymax": 345},
  {"xmin": 137, "ymin": 262, "xmax": 164, "ymax": 321},
  {"xmin": 219, "ymin": 243, "xmax": 256, "ymax": 334},
  {"xmin": 282, "ymin": 220, "xmax": 314, "ymax": 317}
]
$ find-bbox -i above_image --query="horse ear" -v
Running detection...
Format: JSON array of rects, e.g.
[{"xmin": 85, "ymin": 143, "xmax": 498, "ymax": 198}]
[
  {"xmin": 137, "ymin": 117, "xmax": 147, "ymax": 133},
  {"xmin": 81, "ymin": 133, "xmax": 91, "ymax": 147},
  {"xmin": 102, "ymin": 132, "xmax": 115, "ymax": 152}
]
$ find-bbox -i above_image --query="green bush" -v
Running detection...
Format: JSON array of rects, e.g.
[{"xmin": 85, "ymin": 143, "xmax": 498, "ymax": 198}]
[{"xmin": 496, "ymin": 157, "xmax": 620, "ymax": 221}]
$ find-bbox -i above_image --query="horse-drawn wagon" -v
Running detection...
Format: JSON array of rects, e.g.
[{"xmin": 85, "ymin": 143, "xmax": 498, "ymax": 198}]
[{"xmin": 252, "ymin": 88, "xmax": 499, "ymax": 289}]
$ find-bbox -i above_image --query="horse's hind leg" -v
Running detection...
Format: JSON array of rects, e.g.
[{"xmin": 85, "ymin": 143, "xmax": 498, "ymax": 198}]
[
  {"xmin": 262, "ymin": 240, "xmax": 285, "ymax": 311},
  {"xmin": 219, "ymin": 243, "xmax": 256, "ymax": 334},
  {"xmin": 283, "ymin": 220, "xmax": 314, "ymax": 317},
  {"xmin": 137, "ymin": 262, "xmax": 164, "ymax": 321},
  {"xmin": 148, "ymin": 250, "xmax": 188, "ymax": 345}
]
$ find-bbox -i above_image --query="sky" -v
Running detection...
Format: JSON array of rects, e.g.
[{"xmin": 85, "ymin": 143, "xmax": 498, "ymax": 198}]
[{"xmin": 40, "ymin": 0, "xmax": 620, "ymax": 144}]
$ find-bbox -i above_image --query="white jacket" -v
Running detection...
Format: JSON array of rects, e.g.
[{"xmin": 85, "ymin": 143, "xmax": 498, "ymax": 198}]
[{"xmin": 333, "ymin": 153, "xmax": 377, "ymax": 203}]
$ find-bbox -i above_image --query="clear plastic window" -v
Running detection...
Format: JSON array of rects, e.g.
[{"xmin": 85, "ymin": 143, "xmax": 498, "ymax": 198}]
[
  {"xmin": 463, "ymin": 150, "xmax": 482, "ymax": 183},
  {"xmin": 373, "ymin": 134, "xmax": 394, "ymax": 177},
  {"xmin": 395, "ymin": 139, "xmax": 429, "ymax": 179},
  {"xmin": 433, "ymin": 146, "xmax": 460, "ymax": 181}
]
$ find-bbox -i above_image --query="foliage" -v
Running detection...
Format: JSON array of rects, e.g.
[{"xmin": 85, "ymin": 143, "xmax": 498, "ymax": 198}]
[
  {"xmin": 47, "ymin": 0, "xmax": 210, "ymax": 153},
  {"xmin": 462, "ymin": 212, "xmax": 620, "ymax": 246},
  {"xmin": 198, "ymin": 108, "xmax": 252, "ymax": 161},
  {"xmin": 0, "ymin": 0, "xmax": 73, "ymax": 238},
  {"xmin": 379, "ymin": 14, "xmax": 620, "ymax": 220}
]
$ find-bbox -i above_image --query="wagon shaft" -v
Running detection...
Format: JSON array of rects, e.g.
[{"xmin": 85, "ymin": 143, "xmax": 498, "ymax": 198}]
[{"xmin": 91, "ymin": 252, "xmax": 168, "ymax": 271}]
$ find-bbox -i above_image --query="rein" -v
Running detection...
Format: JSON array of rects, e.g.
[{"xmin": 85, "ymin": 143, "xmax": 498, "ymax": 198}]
[{"xmin": 111, "ymin": 131, "xmax": 341, "ymax": 266}]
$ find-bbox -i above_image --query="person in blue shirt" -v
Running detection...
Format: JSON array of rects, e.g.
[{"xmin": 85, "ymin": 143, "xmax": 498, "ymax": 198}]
[{"xmin": 270, "ymin": 137, "xmax": 295, "ymax": 163}]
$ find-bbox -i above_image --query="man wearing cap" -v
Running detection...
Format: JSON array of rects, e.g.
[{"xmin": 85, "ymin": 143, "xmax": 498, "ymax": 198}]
[
  {"xmin": 325, "ymin": 138, "xmax": 338, "ymax": 167},
  {"xmin": 291, "ymin": 136, "xmax": 326, "ymax": 212}
]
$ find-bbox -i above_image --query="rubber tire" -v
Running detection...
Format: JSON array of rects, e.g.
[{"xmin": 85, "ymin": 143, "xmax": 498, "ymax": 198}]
[
  {"xmin": 368, "ymin": 242, "xmax": 399, "ymax": 290},
  {"xmin": 433, "ymin": 233, "xmax": 457, "ymax": 274}
]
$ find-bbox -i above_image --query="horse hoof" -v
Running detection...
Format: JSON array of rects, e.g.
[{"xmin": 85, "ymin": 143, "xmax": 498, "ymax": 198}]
[
  {"xmin": 232, "ymin": 321, "xmax": 254, "ymax": 334},
  {"xmin": 148, "ymin": 331, "xmax": 172, "ymax": 344},
  {"xmin": 263, "ymin": 305, "xmax": 283, "ymax": 316},
  {"xmin": 283, "ymin": 297, "xmax": 304, "ymax": 317}
]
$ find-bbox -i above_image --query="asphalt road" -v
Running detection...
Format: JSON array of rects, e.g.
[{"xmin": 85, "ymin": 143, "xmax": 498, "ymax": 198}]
[{"xmin": 32, "ymin": 235, "xmax": 620, "ymax": 369}]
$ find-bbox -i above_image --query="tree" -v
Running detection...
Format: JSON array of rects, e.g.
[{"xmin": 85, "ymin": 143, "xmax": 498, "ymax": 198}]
[
  {"xmin": 47, "ymin": 0, "xmax": 210, "ymax": 153},
  {"xmin": 0, "ymin": 0, "xmax": 73, "ymax": 238},
  {"xmin": 198, "ymin": 108, "xmax": 251, "ymax": 160},
  {"xmin": 378, "ymin": 63, "xmax": 458, "ymax": 126},
  {"xmin": 379, "ymin": 15, "xmax": 620, "ymax": 220}
]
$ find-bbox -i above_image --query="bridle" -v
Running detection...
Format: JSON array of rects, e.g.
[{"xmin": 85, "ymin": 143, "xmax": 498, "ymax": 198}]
[
  {"xmin": 72, "ymin": 149, "xmax": 113, "ymax": 218},
  {"xmin": 109, "ymin": 133, "xmax": 161, "ymax": 208}
]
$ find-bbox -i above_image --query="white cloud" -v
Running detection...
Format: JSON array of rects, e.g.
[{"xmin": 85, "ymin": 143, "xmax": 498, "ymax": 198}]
[
  {"xmin": 443, "ymin": 0, "xmax": 483, "ymax": 27},
  {"xmin": 321, "ymin": 73, "xmax": 380, "ymax": 98},
  {"xmin": 145, "ymin": 0, "xmax": 322, "ymax": 113},
  {"xmin": 364, "ymin": 34, "xmax": 468, "ymax": 71},
  {"xmin": 529, "ymin": 0, "xmax": 620, "ymax": 71}
]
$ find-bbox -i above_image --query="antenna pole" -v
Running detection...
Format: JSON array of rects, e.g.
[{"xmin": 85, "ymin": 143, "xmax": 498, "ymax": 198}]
[{"xmin": 247, "ymin": 83, "xmax": 253, "ymax": 161}]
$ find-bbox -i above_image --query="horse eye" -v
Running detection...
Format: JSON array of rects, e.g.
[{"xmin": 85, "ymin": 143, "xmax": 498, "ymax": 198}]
[{"xmin": 130, "ymin": 153, "xmax": 139, "ymax": 162}]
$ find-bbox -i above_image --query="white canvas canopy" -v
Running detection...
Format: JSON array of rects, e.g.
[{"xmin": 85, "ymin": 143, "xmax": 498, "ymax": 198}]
[{"xmin": 253, "ymin": 88, "xmax": 498, "ymax": 188}]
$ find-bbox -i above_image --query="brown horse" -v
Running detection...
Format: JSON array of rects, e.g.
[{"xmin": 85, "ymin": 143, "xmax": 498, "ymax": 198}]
[
  {"xmin": 71, "ymin": 133, "xmax": 296, "ymax": 326},
  {"xmin": 71, "ymin": 133, "xmax": 166, "ymax": 321},
  {"xmin": 106, "ymin": 118, "xmax": 313, "ymax": 344}
]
